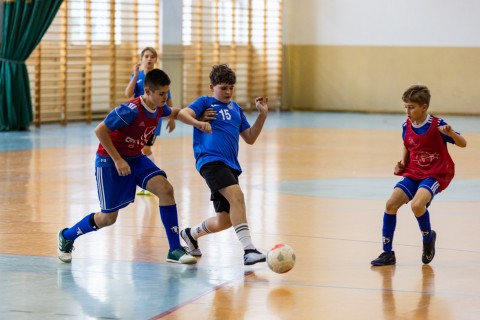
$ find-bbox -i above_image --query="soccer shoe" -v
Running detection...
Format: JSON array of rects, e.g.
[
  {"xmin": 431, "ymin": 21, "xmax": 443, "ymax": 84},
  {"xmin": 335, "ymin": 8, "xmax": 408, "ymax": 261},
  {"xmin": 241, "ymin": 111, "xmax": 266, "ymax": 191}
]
[
  {"xmin": 136, "ymin": 189, "xmax": 152, "ymax": 196},
  {"xmin": 244, "ymin": 249, "xmax": 266, "ymax": 265},
  {"xmin": 422, "ymin": 230, "xmax": 437, "ymax": 264},
  {"xmin": 371, "ymin": 251, "xmax": 396, "ymax": 266},
  {"xmin": 180, "ymin": 228, "xmax": 202, "ymax": 257},
  {"xmin": 58, "ymin": 228, "xmax": 75, "ymax": 263},
  {"xmin": 166, "ymin": 247, "xmax": 197, "ymax": 264}
]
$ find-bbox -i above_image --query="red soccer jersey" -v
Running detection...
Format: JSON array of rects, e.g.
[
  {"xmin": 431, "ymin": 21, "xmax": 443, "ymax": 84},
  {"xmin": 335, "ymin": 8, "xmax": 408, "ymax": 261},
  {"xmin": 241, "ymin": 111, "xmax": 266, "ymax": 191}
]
[
  {"xmin": 97, "ymin": 97, "xmax": 162, "ymax": 157},
  {"xmin": 399, "ymin": 116, "xmax": 455, "ymax": 191}
]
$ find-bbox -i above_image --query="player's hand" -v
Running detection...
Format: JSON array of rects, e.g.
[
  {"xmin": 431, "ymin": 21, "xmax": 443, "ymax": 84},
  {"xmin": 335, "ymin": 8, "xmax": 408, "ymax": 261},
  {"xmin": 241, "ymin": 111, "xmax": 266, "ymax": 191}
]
[
  {"xmin": 133, "ymin": 63, "xmax": 141, "ymax": 76},
  {"xmin": 255, "ymin": 97, "xmax": 269, "ymax": 114},
  {"xmin": 438, "ymin": 125, "xmax": 453, "ymax": 136},
  {"xmin": 196, "ymin": 121, "xmax": 212, "ymax": 134},
  {"xmin": 166, "ymin": 118, "xmax": 176, "ymax": 133},
  {"xmin": 394, "ymin": 161, "xmax": 405, "ymax": 175},
  {"xmin": 115, "ymin": 159, "xmax": 131, "ymax": 176},
  {"xmin": 198, "ymin": 108, "xmax": 217, "ymax": 122}
]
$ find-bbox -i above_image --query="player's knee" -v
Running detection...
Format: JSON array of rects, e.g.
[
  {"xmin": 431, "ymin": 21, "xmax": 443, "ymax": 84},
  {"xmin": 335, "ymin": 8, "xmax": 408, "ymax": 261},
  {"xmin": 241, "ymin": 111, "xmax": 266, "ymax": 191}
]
[
  {"xmin": 410, "ymin": 201, "xmax": 426, "ymax": 217},
  {"xmin": 97, "ymin": 212, "xmax": 118, "ymax": 227},
  {"xmin": 385, "ymin": 199, "xmax": 401, "ymax": 213}
]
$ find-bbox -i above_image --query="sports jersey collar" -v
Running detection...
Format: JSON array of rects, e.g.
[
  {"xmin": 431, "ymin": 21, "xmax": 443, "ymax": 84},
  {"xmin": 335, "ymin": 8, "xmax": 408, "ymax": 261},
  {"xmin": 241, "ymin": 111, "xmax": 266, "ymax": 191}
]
[
  {"xmin": 411, "ymin": 114, "xmax": 431, "ymax": 128},
  {"xmin": 140, "ymin": 96, "xmax": 157, "ymax": 114}
]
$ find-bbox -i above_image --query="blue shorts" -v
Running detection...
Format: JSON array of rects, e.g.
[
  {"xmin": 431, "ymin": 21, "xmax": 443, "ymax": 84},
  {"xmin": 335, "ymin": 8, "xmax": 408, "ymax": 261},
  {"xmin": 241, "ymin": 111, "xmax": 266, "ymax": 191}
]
[
  {"xmin": 395, "ymin": 177, "xmax": 440, "ymax": 205},
  {"xmin": 95, "ymin": 154, "xmax": 166, "ymax": 213}
]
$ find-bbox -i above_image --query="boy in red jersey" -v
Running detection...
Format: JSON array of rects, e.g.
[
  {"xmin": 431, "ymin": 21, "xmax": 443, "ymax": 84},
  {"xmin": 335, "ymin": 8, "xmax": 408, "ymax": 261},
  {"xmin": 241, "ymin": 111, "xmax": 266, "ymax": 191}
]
[
  {"xmin": 125, "ymin": 47, "xmax": 176, "ymax": 196},
  {"xmin": 371, "ymin": 84, "xmax": 467, "ymax": 266},
  {"xmin": 58, "ymin": 69, "xmax": 196, "ymax": 264}
]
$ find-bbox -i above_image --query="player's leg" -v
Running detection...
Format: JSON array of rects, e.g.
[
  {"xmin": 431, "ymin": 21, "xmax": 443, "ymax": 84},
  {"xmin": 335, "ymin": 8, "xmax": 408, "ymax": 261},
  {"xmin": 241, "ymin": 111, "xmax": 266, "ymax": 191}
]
[
  {"xmin": 218, "ymin": 184, "xmax": 266, "ymax": 265},
  {"xmin": 411, "ymin": 178, "xmax": 439, "ymax": 264},
  {"xmin": 181, "ymin": 210, "xmax": 231, "ymax": 257},
  {"xmin": 371, "ymin": 180, "xmax": 412, "ymax": 266},
  {"xmin": 137, "ymin": 135, "xmax": 157, "ymax": 195},
  {"xmin": 58, "ymin": 163, "xmax": 135, "ymax": 263},
  {"xmin": 143, "ymin": 172, "xmax": 196, "ymax": 264}
]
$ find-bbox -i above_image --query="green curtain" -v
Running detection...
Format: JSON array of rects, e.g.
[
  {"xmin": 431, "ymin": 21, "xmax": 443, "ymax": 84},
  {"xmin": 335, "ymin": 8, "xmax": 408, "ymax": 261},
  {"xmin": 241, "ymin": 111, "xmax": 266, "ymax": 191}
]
[{"xmin": 0, "ymin": 0, "xmax": 63, "ymax": 131}]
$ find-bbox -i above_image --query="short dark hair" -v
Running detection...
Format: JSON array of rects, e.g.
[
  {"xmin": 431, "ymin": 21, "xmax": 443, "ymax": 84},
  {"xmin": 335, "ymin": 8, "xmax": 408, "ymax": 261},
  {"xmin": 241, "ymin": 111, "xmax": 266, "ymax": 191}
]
[
  {"xmin": 402, "ymin": 85, "xmax": 431, "ymax": 105},
  {"xmin": 209, "ymin": 64, "xmax": 236, "ymax": 86},
  {"xmin": 144, "ymin": 69, "xmax": 170, "ymax": 91}
]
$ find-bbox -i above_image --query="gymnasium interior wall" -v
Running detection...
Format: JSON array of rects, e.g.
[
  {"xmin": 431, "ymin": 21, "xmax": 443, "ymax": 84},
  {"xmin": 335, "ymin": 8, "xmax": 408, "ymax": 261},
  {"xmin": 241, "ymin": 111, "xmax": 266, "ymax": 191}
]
[{"xmin": 283, "ymin": 0, "xmax": 480, "ymax": 115}]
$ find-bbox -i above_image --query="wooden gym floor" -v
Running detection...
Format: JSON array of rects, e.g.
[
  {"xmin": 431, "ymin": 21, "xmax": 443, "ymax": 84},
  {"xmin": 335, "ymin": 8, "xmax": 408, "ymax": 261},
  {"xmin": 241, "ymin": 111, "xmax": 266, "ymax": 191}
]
[{"xmin": 1, "ymin": 111, "xmax": 479, "ymax": 319}]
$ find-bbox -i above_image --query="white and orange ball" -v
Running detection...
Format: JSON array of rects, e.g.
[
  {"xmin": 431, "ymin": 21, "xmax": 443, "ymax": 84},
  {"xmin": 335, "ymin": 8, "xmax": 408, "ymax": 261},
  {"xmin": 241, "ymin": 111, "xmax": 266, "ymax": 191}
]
[{"xmin": 267, "ymin": 244, "xmax": 296, "ymax": 274}]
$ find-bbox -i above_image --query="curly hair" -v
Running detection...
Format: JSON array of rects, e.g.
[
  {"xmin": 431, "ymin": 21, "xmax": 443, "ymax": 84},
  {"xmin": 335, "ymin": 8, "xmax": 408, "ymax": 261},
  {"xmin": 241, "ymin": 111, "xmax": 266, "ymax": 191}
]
[{"xmin": 209, "ymin": 64, "xmax": 236, "ymax": 86}]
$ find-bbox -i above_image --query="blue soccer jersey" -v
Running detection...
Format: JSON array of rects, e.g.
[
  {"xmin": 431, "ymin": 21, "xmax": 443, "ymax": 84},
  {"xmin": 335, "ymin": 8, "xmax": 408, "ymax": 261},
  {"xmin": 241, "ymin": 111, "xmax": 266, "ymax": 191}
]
[{"xmin": 188, "ymin": 96, "xmax": 251, "ymax": 172}]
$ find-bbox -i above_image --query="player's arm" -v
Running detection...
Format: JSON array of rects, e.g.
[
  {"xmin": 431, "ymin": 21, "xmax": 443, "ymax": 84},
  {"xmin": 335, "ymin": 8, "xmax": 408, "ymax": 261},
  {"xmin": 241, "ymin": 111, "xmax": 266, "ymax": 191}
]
[
  {"xmin": 438, "ymin": 125, "xmax": 467, "ymax": 148},
  {"xmin": 165, "ymin": 97, "xmax": 176, "ymax": 133},
  {"xmin": 394, "ymin": 146, "xmax": 409, "ymax": 175},
  {"xmin": 124, "ymin": 63, "xmax": 141, "ymax": 98},
  {"xmin": 240, "ymin": 97, "xmax": 268, "ymax": 145},
  {"xmin": 94, "ymin": 122, "xmax": 131, "ymax": 176},
  {"xmin": 178, "ymin": 107, "xmax": 212, "ymax": 133}
]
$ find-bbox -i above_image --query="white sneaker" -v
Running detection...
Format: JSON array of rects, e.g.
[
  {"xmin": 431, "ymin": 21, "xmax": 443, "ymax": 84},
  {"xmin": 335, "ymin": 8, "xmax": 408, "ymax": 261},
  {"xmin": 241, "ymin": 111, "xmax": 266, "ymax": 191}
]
[
  {"xmin": 244, "ymin": 249, "xmax": 266, "ymax": 265},
  {"xmin": 180, "ymin": 228, "xmax": 202, "ymax": 257}
]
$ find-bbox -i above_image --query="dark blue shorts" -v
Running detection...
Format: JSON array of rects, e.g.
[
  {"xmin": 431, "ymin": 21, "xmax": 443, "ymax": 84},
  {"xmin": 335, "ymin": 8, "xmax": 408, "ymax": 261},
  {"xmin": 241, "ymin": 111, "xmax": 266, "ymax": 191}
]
[
  {"xmin": 95, "ymin": 154, "xmax": 166, "ymax": 213},
  {"xmin": 395, "ymin": 176, "xmax": 440, "ymax": 205}
]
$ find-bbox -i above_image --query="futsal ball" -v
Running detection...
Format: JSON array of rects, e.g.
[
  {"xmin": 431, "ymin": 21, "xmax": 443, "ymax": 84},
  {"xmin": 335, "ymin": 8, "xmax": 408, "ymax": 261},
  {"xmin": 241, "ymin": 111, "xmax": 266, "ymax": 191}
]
[{"xmin": 267, "ymin": 244, "xmax": 296, "ymax": 274}]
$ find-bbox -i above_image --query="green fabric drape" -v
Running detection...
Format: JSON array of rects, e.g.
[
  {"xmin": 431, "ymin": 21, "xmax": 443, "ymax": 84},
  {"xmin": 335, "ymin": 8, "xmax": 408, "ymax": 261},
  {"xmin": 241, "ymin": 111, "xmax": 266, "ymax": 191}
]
[{"xmin": 0, "ymin": 0, "xmax": 63, "ymax": 131}]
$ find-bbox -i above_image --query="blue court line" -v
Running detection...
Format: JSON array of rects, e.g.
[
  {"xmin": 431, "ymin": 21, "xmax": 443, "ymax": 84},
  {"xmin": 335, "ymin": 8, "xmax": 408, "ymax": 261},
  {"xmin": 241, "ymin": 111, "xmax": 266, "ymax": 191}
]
[{"xmin": 0, "ymin": 254, "xmax": 250, "ymax": 319}]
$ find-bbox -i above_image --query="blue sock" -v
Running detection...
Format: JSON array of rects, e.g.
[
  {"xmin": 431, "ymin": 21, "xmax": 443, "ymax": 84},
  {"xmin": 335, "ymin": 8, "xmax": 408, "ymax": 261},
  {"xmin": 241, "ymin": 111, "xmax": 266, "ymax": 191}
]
[
  {"xmin": 63, "ymin": 213, "xmax": 98, "ymax": 241},
  {"xmin": 382, "ymin": 213, "xmax": 397, "ymax": 252},
  {"xmin": 159, "ymin": 204, "xmax": 181, "ymax": 250},
  {"xmin": 416, "ymin": 210, "xmax": 433, "ymax": 243}
]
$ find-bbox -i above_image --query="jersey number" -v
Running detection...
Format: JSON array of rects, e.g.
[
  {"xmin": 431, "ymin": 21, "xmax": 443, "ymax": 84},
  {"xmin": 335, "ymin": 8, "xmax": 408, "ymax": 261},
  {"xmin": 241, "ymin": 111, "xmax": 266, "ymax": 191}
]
[{"xmin": 218, "ymin": 109, "xmax": 231, "ymax": 120}]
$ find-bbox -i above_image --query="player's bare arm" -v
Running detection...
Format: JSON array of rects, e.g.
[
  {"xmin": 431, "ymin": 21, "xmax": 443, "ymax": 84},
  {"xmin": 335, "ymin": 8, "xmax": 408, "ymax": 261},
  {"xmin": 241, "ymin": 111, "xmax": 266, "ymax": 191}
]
[
  {"xmin": 240, "ymin": 97, "xmax": 268, "ymax": 144},
  {"xmin": 438, "ymin": 125, "xmax": 467, "ymax": 147},
  {"xmin": 94, "ymin": 122, "xmax": 131, "ymax": 176},
  {"xmin": 124, "ymin": 63, "xmax": 141, "ymax": 98},
  {"xmin": 178, "ymin": 108, "xmax": 212, "ymax": 134}
]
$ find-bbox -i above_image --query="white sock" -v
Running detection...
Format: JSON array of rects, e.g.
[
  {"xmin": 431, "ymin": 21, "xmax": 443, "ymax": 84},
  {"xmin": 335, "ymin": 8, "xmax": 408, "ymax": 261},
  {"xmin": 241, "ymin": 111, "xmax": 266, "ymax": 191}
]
[
  {"xmin": 234, "ymin": 223, "xmax": 255, "ymax": 250},
  {"xmin": 190, "ymin": 221, "xmax": 211, "ymax": 240}
]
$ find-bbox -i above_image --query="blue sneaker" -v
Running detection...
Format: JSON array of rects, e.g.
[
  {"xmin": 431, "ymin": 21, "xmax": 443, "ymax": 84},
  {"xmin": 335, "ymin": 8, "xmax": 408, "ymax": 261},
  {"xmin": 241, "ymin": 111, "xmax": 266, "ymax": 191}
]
[{"xmin": 166, "ymin": 247, "xmax": 197, "ymax": 264}]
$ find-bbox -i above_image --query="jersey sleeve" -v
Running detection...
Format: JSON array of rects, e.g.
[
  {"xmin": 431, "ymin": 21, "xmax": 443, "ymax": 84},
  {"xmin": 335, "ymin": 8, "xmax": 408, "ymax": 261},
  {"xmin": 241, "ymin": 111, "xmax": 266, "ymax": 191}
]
[
  {"xmin": 238, "ymin": 105, "xmax": 251, "ymax": 132},
  {"xmin": 161, "ymin": 104, "xmax": 173, "ymax": 118},
  {"xmin": 104, "ymin": 103, "xmax": 139, "ymax": 131},
  {"xmin": 188, "ymin": 96, "xmax": 209, "ymax": 117},
  {"xmin": 438, "ymin": 118, "xmax": 456, "ymax": 144}
]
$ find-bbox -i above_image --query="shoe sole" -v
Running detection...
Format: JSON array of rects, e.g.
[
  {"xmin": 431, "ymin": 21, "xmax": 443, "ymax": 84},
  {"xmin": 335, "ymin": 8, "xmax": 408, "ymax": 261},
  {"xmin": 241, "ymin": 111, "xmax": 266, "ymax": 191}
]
[
  {"xmin": 166, "ymin": 257, "xmax": 197, "ymax": 264},
  {"xmin": 371, "ymin": 261, "xmax": 396, "ymax": 266},
  {"xmin": 244, "ymin": 256, "xmax": 266, "ymax": 266}
]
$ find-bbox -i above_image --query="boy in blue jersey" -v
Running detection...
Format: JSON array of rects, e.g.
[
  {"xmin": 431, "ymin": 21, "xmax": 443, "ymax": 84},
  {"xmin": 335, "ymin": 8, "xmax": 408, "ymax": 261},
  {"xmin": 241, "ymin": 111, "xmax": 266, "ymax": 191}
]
[
  {"xmin": 371, "ymin": 84, "xmax": 467, "ymax": 266},
  {"xmin": 177, "ymin": 64, "xmax": 269, "ymax": 265},
  {"xmin": 58, "ymin": 69, "xmax": 196, "ymax": 265},
  {"xmin": 125, "ymin": 47, "xmax": 176, "ymax": 195}
]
